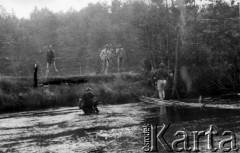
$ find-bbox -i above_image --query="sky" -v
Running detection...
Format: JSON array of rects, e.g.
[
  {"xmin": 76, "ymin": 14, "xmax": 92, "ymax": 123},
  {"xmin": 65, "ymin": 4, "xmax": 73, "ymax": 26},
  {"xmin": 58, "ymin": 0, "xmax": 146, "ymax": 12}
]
[
  {"xmin": 0, "ymin": 0, "xmax": 112, "ymax": 18},
  {"xmin": 0, "ymin": 0, "xmax": 233, "ymax": 19}
]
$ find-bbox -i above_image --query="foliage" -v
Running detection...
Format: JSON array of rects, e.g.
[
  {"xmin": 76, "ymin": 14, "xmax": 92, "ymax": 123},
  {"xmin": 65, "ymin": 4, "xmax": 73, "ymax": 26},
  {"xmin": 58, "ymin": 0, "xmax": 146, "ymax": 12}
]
[
  {"xmin": 0, "ymin": 74, "xmax": 152, "ymax": 113},
  {"xmin": 0, "ymin": 0, "xmax": 239, "ymax": 97}
]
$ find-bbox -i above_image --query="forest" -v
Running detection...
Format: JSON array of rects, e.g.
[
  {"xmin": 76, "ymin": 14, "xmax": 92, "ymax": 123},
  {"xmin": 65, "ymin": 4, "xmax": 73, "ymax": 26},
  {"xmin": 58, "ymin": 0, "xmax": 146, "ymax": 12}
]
[{"xmin": 0, "ymin": 0, "xmax": 239, "ymax": 97}]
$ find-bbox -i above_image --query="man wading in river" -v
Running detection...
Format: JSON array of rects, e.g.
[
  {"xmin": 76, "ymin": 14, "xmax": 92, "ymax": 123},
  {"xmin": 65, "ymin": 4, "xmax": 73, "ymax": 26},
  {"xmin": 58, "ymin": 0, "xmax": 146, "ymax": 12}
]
[
  {"xmin": 79, "ymin": 87, "xmax": 99, "ymax": 115},
  {"xmin": 154, "ymin": 63, "xmax": 173, "ymax": 100}
]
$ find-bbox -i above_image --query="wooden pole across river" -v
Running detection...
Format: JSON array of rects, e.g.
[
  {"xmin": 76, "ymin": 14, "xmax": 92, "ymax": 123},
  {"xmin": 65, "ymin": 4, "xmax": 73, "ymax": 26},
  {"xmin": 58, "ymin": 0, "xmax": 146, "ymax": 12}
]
[{"xmin": 139, "ymin": 96, "xmax": 240, "ymax": 110}]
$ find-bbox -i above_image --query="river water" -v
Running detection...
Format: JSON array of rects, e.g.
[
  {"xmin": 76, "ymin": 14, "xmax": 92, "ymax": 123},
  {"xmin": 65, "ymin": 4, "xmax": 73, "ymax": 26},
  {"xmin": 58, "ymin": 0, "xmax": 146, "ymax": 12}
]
[{"xmin": 0, "ymin": 102, "xmax": 240, "ymax": 153}]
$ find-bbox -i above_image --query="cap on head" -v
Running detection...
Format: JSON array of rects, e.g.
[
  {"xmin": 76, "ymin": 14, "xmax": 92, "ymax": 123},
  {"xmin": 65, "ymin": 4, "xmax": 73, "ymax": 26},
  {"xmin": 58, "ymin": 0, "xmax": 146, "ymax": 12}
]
[
  {"xmin": 85, "ymin": 87, "xmax": 93, "ymax": 92},
  {"xmin": 159, "ymin": 63, "xmax": 165, "ymax": 68}
]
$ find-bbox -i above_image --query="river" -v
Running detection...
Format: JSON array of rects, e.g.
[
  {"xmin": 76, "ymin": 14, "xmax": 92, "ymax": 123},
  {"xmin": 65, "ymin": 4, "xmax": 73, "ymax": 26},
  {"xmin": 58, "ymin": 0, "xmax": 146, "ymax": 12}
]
[{"xmin": 0, "ymin": 102, "xmax": 240, "ymax": 153}]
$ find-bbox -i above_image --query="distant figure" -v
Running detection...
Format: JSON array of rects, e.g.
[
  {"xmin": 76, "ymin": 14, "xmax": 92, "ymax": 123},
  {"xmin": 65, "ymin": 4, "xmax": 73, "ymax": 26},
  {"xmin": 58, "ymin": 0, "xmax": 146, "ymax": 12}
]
[
  {"xmin": 33, "ymin": 64, "xmax": 38, "ymax": 88},
  {"xmin": 80, "ymin": 87, "xmax": 99, "ymax": 115},
  {"xmin": 154, "ymin": 63, "xmax": 173, "ymax": 100},
  {"xmin": 108, "ymin": 44, "xmax": 115, "ymax": 63},
  {"xmin": 116, "ymin": 44, "xmax": 126, "ymax": 73},
  {"xmin": 100, "ymin": 44, "xmax": 113, "ymax": 74},
  {"xmin": 40, "ymin": 44, "xmax": 59, "ymax": 78},
  {"xmin": 199, "ymin": 95, "xmax": 206, "ymax": 109}
]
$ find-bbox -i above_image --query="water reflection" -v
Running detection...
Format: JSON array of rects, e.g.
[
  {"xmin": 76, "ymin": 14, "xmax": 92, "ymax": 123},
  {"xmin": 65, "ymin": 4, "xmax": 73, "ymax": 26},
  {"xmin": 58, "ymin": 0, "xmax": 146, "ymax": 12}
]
[
  {"xmin": 145, "ymin": 105, "xmax": 240, "ymax": 125},
  {"xmin": 142, "ymin": 104, "xmax": 240, "ymax": 152}
]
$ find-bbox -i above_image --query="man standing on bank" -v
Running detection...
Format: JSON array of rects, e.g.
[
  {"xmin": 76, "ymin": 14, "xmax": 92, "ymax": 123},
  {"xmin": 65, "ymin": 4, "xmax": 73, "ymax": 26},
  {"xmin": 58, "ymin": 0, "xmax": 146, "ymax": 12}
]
[
  {"xmin": 100, "ymin": 45, "xmax": 110, "ymax": 74},
  {"xmin": 40, "ymin": 44, "xmax": 59, "ymax": 78},
  {"xmin": 154, "ymin": 63, "xmax": 173, "ymax": 100},
  {"xmin": 116, "ymin": 44, "xmax": 126, "ymax": 73}
]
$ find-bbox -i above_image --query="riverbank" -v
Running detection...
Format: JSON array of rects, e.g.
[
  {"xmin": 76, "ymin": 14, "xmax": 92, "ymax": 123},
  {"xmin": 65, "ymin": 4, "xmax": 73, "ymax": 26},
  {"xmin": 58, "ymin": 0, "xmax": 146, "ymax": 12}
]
[
  {"xmin": 1, "ymin": 102, "xmax": 240, "ymax": 152},
  {"xmin": 0, "ymin": 73, "xmax": 153, "ymax": 113}
]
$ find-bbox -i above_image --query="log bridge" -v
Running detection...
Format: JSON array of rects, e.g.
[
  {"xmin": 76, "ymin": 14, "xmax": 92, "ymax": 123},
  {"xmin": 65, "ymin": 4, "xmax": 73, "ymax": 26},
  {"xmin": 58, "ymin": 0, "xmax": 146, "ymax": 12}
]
[
  {"xmin": 32, "ymin": 64, "xmax": 141, "ymax": 86},
  {"xmin": 139, "ymin": 96, "xmax": 240, "ymax": 110}
]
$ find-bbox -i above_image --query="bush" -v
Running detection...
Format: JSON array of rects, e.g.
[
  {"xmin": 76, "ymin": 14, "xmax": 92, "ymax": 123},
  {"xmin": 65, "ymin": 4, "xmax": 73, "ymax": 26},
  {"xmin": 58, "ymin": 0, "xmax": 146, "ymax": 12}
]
[{"xmin": 0, "ymin": 74, "xmax": 153, "ymax": 113}]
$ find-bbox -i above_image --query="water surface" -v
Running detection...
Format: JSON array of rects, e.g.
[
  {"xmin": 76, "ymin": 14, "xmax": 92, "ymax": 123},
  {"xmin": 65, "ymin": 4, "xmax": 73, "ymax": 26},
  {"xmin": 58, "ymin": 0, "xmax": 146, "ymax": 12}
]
[{"xmin": 0, "ymin": 102, "xmax": 239, "ymax": 152}]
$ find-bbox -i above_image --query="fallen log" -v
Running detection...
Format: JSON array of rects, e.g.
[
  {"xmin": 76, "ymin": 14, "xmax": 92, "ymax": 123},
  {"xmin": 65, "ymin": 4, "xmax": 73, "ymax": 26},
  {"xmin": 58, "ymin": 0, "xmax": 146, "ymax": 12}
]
[
  {"xmin": 38, "ymin": 73, "xmax": 142, "ymax": 86},
  {"xmin": 40, "ymin": 77, "xmax": 88, "ymax": 86},
  {"xmin": 140, "ymin": 96, "xmax": 172, "ymax": 106},
  {"xmin": 140, "ymin": 96, "xmax": 240, "ymax": 110}
]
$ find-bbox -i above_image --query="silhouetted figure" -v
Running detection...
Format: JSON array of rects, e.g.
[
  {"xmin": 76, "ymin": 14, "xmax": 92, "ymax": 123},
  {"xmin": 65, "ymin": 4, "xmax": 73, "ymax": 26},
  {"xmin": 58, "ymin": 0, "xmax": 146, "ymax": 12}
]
[{"xmin": 33, "ymin": 64, "xmax": 38, "ymax": 88}]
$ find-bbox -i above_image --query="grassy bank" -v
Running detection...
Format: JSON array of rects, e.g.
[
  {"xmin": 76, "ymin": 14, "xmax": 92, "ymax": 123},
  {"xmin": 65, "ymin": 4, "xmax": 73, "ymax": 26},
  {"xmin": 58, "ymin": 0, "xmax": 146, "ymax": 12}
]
[{"xmin": 0, "ymin": 73, "xmax": 153, "ymax": 113}]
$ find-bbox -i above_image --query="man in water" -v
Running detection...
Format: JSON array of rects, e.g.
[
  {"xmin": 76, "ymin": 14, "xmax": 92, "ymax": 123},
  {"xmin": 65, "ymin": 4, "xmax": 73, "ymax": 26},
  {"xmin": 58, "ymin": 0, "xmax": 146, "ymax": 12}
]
[
  {"xmin": 80, "ymin": 87, "xmax": 99, "ymax": 115},
  {"xmin": 41, "ymin": 44, "xmax": 59, "ymax": 78},
  {"xmin": 154, "ymin": 63, "xmax": 173, "ymax": 100}
]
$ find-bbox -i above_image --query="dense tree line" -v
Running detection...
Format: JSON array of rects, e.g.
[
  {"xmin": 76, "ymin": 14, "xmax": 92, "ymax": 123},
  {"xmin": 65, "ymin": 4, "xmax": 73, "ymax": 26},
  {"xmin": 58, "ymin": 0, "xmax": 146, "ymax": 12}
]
[{"xmin": 0, "ymin": 0, "xmax": 239, "ymax": 96}]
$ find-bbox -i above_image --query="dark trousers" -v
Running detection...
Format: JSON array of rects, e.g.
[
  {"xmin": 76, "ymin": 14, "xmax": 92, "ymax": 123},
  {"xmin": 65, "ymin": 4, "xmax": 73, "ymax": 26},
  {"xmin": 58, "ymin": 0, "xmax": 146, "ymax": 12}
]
[{"xmin": 82, "ymin": 102, "xmax": 99, "ymax": 114}]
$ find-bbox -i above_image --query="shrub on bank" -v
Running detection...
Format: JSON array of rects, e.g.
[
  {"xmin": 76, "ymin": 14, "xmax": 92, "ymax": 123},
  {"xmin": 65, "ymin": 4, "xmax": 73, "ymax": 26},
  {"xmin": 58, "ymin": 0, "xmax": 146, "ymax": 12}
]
[{"xmin": 0, "ymin": 75, "xmax": 152, "ymax": 113}]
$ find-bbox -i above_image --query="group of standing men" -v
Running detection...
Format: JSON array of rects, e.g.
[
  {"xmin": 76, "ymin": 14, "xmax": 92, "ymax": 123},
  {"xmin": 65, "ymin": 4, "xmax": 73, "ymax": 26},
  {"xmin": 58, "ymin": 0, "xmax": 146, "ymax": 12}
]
[
  {"xmin": 100, "ymin": 44, "xmax": 126, "ymax": 74},
  {"xmin": 41, "ymin": 44, "xmax": 126, "ymax": 78}
]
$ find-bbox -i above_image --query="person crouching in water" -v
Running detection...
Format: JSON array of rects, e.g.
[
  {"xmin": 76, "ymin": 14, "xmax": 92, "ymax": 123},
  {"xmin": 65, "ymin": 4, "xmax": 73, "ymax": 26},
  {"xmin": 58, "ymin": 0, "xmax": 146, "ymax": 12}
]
[
  {"xmin": 154, "ymin": 63, "xmax": 173, "ymax": 100},
  {"xmin": 80, "ymin": 87, "xmax": 99, "ymax": 115}
]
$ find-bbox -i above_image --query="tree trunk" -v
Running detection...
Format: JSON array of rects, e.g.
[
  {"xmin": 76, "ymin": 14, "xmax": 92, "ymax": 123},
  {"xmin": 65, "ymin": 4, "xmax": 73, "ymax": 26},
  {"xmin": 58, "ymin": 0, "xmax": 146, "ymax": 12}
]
[
  {"xmin": 172, "ymin": 32, "xmax": 180, "ymax": 98},
  {"xmin": 166, "ymin": 0, "xmax": 170, "ymax": 70},
  {"xmin": 171, "ymin": 0, "xmax": 186, "ymax": 98}
]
